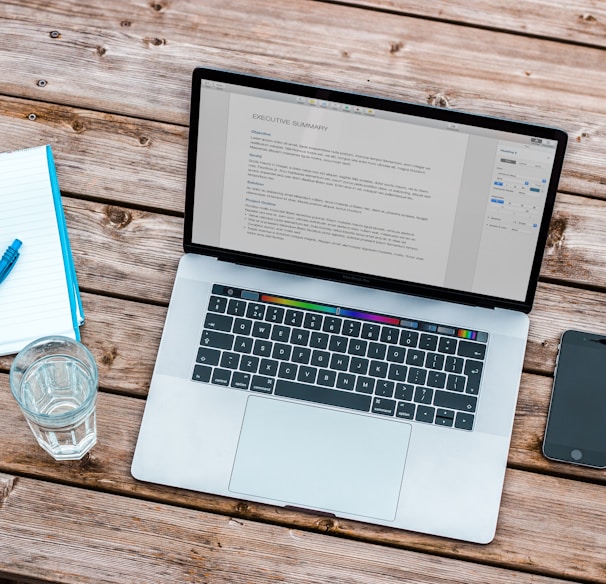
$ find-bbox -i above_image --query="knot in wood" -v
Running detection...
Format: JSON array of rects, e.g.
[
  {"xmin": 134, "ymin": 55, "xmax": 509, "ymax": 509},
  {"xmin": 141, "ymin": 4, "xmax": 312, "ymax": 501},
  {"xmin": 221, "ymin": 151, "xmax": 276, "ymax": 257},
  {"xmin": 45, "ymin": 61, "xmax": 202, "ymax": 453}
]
[
  {"xmin": 139, "ymin": 136, "xmax": 151, "ymax": 146},
  {"xmin": 430, "ymin": 92, "xmax": 450, "ymax": 108},
  {"xmin": 315, "ymin": 518, "xmax": 336, "ymax": 532},
  {"xmin": 71, "ymin": 119, "xmax": 85, "ymax": 133},
  {"xmin": 546, "ymin": 216, "xmax": 566, "ymax": 249},
  {"xmin": 121, "ymin": 20, "xmax": 132, "ymax": 27},
  {"xmin": 100, "ymin": 345, "xmax": 118, "ymax": 366},
  {"xmin": 49, "ymin": 30, "xmax": 61, "ymax": 39},
  {"xmin": 390, "ymin": 41, "xmax": 404, "ymax": 54},
  {"xmin": 235, "ymin": 501, "xmax": 250, "ymax": 515},
  {"xmin": 150, "ymin": 2, "xmax": 164, "ymax": 12},
  {"xmin": 580, "ymin": 13, "xmax": 597, "ymax": 23},
  {"xmin": 105, "ymin": 206, "xmax": 133, "ymax": 229}
]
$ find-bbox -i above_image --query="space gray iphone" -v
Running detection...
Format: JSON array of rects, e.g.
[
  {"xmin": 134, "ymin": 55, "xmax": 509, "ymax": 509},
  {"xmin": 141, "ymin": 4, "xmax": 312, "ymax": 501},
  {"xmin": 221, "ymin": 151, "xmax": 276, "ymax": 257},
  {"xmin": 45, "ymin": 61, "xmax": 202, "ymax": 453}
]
[{"xmin": 543, "ymin": 329, "xmax": 606, "ymax": 468}]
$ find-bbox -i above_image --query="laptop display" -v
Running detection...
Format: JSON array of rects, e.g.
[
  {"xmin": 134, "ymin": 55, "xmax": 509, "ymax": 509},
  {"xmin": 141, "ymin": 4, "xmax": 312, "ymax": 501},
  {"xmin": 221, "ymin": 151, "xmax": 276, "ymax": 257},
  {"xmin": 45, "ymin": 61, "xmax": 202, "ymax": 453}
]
[{"xmin": 185, "ymin": 71, "xmax": 566, "ymax": 312}]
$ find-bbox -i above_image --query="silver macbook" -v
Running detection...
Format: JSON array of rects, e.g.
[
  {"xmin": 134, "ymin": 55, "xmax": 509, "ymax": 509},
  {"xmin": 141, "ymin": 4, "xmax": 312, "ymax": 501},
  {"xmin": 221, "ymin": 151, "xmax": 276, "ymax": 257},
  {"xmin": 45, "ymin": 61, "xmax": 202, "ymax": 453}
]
[{"xmin": 132, "ymin": 67, "xmax": 567, "ymax": 543}]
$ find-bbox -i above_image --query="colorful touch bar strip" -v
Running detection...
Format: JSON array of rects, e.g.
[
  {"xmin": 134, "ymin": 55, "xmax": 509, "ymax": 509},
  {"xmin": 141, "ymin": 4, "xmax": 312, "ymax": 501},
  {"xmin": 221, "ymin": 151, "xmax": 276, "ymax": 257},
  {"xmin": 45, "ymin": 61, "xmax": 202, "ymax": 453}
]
[
  {"xmin": 457, "ymin": 329, "xmax": 477, "ymax": 340},
  {"xmin": 261, "ymin": 295, "xmax": 338, "ymax": 315}
]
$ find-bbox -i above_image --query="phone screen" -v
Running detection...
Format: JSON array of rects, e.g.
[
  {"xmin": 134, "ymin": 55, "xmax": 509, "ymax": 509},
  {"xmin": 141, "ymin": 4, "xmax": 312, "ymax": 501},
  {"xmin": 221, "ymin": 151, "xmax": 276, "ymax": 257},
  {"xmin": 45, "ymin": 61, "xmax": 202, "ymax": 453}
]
[{"xmin": 543, "ymin": 330, "xmax": 606, "ymax": 468}]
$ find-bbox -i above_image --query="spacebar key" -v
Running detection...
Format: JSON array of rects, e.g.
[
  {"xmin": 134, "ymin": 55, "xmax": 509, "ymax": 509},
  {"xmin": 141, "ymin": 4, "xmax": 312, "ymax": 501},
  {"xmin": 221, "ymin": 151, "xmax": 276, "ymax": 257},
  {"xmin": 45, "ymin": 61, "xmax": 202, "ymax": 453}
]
[{"xmin": 275, "ymin": 380, "xmax": 372, "ymax": 412}]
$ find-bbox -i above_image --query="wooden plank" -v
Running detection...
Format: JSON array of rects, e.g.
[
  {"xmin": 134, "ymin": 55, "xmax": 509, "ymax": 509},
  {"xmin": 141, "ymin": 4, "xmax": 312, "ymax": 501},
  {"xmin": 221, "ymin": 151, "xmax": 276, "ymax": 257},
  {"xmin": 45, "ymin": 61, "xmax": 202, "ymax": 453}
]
[
  {"xmin": 345, "ymin": 0, "xmax": 606, "ymax": 48},
  {"xmin": 0, "ymin": 385, "xmax": 604, "ymax": 582},
  {"xmin": 0, "ymin": 96, "xmax": 187, "ymax": 214},
  {"xmin": 0, "ymin": 476, "xmax": 579, "ymax": 584}
]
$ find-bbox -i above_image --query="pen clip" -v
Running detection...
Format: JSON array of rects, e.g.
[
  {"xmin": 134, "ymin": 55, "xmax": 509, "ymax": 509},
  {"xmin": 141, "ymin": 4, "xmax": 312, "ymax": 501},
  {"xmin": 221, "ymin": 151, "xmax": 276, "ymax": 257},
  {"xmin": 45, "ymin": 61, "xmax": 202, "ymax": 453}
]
[{"xmin": 0, "ymin": 239, "xmax": 22, "ymax": 284}]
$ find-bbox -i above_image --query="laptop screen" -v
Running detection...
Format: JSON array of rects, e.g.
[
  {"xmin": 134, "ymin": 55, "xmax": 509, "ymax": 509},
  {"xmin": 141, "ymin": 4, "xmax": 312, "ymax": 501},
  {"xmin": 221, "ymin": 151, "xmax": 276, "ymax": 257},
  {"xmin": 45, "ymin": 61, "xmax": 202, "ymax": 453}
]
[{"xmin": 184, "ymin": 68, "xmax": 567, "ymax": 312}]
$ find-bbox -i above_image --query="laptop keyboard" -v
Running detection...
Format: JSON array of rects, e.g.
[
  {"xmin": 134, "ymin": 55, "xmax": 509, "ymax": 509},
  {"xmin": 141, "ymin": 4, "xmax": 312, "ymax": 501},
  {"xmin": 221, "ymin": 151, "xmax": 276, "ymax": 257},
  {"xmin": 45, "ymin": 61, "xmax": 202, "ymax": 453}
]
[{"xmin": 192, "ymin": 284, "xmax": 488, "ymax": 431}]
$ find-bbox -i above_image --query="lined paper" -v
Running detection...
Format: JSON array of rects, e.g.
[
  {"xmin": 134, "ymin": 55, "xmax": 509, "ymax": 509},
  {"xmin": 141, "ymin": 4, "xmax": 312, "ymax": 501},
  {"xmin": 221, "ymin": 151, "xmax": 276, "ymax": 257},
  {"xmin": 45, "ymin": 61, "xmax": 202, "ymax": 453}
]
[{"xmin": 0, "ymin": 146, "xmax": 83, "ymax": 355}]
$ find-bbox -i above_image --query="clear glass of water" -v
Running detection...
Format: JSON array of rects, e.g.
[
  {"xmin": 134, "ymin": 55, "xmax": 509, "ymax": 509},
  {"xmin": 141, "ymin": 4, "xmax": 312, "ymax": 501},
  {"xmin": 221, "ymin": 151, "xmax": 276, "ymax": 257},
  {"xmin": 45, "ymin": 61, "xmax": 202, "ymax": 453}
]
[{"xmin": 10, "ymin": 336, "xmax": 98, "ymax": 461}]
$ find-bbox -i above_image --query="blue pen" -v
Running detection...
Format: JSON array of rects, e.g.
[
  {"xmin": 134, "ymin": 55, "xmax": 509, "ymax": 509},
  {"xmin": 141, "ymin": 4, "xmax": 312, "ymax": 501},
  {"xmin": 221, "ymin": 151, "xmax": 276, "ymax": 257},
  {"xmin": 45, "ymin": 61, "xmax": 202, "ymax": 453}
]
[{"xmin": 0, "ymin": 239, "xmax": 22, "ymax": 285}]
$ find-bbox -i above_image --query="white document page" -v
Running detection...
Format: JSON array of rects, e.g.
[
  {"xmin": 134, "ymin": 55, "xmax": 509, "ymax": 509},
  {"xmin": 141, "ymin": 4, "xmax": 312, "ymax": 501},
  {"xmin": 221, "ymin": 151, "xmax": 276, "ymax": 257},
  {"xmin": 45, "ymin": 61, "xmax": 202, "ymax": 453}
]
[
  {"xmin": 0, "ymin": 146, "xmax": 79, "ymax": 355},
  {"xmin": 219, "ymin": 94, "xmax": 469, "ymax": 287}
]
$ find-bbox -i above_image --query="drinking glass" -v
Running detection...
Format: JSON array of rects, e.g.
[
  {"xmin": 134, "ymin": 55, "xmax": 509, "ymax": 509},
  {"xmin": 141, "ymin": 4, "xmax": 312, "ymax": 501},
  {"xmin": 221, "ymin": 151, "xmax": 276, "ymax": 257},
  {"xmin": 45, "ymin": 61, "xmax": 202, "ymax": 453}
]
[{"xmin": 10, "ymin": 336, "xmax": 98, "ymax": 461}]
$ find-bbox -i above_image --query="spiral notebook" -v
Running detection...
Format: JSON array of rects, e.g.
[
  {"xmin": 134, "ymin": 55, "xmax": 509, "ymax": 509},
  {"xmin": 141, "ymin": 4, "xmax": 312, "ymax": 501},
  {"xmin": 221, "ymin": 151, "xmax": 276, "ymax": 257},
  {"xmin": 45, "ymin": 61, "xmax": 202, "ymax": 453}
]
[{"xmin": 0, "ymin": 145, "xmax": 84, "ymax": 356}]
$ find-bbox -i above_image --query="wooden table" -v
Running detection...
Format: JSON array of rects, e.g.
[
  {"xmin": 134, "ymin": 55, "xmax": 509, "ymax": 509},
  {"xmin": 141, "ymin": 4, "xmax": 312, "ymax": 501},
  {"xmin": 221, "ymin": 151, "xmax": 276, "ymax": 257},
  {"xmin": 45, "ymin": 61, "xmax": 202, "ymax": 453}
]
[{"xmin": 1, "ymin": 1, "xmax": 605, "ymax": 582}]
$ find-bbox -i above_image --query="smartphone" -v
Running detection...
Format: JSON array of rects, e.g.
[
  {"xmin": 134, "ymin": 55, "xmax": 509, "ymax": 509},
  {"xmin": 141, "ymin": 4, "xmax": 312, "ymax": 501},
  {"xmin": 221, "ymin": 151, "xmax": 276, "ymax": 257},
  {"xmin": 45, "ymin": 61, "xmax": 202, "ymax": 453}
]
[{"xmin": 543, "ymin": 329, "xmax": 606, "ymax": 468}]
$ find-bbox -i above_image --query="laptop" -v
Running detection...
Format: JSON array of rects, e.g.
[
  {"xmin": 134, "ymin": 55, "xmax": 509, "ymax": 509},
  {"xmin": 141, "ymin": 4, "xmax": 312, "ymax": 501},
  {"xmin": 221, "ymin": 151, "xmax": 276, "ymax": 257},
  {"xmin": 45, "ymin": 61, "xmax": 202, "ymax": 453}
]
[{"xmin": 132, "ymin": 67, "xmax": 567, "ymax": 543}]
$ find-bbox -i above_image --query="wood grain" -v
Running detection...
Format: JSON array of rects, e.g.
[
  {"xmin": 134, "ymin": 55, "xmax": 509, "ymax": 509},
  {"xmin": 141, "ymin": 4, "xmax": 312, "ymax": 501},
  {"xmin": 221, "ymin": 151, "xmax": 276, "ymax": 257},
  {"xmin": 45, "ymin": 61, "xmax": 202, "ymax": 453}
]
[{"xmin": 0, "ymin": 474, "xmax": 581, "ymax": 584}]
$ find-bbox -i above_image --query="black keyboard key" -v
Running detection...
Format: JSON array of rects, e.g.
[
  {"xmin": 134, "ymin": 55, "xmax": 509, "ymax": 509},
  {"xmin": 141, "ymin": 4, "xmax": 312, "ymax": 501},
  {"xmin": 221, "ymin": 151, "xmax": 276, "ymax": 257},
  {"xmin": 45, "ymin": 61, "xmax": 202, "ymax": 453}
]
[
  {"xmin": 407, "ymin": 367, "xmax": 427, "ymax": 385},
  {"xmin": 246, "ymin": 303, "xmax": 266, "ymax": 320},
  {"xmin": 196, "ymin": 347, "xmax": 220, "ymax": 366},
  {"xmin": 446, "ymin": 374, "xmax": 465, "ymax": 392},
  {"xmin": 291, "ymin": 328, "xmax": 310, "ymax": 345},
  {"xmin": 425, "ymin": 352, "xmax": 445, "ymax": 370},
  {"xmin": 386, "ymin": 346, "xmax": 406, "ymax": 363},
  {"xmin": 380, "ymin": 326, "xmax": 400, "ymax": 344},
  {"xmin": 419, "ymin": 334, "xmax": 438, "ymax": 351},
  {"xmin": 394, "ymin": 383, "xmax": 414, "ymax": 401},
  {"xmin": 317, "ymin": 369, "xmax": 337, "ymax": 387},
  {"xmin": 233, "ymin": 318, "xmax": 252, "ymax": 336},
  {"xmin": 285, "ymin": 309, "xmax": 303, "ymax": 327},
  {"xmin": 310, "ymin": 331, "xmax": 329, "ymax": 349},
  {"xmin": 220, "ymin": 352, "xmax": 240, "ymax": 369},
  {"xmin": 328, "ymin": 335, "xmax": 348, "ymax": 352},
  {"xmin": 400, "ymin": 330, "xmax": 419, "ymax": 347},
  {"xmin": 275, "ymin": 379, "xmax": 371, "ymax": 412},
  {"xmin": 231, "ymin": 372, "xmax": 251, "ymax": 390},
  {"xmin": 259, "ymin": 358, "xmax": 279, "ymax": 376},
  {"xmin": 427, "ymin": 371, "xmax": 446, "ymax": 389},
  {"xmin": 252, "ymin": 321, "xmax": 271, "ymax": 339},
  {"xmin": 323, "ymin": 317, "xmax": 342, "ymax": 334},
  {"xmin": 438, "ymin": 337, "xmax": 457, "ymax": 354},
  {"xmin": 348, "ymin": 339, "xmax": 367, "ymax": 356},
  {"xmin": 234, "ymin": 336, "xmax": 254, "ymax": 353},
  {"xmin": 253, "ymin": 339, "xmax": 272, "ymax": 357},
  {"xmin": 303, "ymin": 313, "xmax": 323, "ymax": 330},
  {"xmin": 336, "ymin": 372, "xmax": 356, "ymax": 390},
  {"xmin": 355, "ymin": 376, "xmax": 375, "ymax": 394},
  {"xmin": 414, "ymin": 386, "xmax": 433, "ymax": 404},
  {"xmin": 464, "ymin": 360, "xmax": 484, "ymax": 394},
  {"xmin": 227, "ymin": 299, "xmax": 247, "ymax": 316},
  {"xmin": 375, "ymin": 380, "xmax": 395, "ymax": 398},
  {"xmin": 272, "ymin": 343, "xmax": 292, "ymax": 361},
  {"xmin": 458, "ymin": 341, "xmax": 486, "ymax": 360},
  {"xmin": 369, "ymin": 360, "xmax": 388, "ymax": 378},
  {"xmin": 433, "ymin": 390, "xmax": 477, "ymax": 413},
  {"xmin": 368, "ymin": 342, "xmax": 387, "ymax": 360},
  {"xmin": 297, "ymin": 366, "xmax": 317, "ymax": 384},
  {"xmin": 271, "ymin": 325, "xmax": 290, "ymax": 342},
  {"xmin": 208, "ymin": 295, "xmax": 227, "ymax": 313},
  {"xmin": 211, "ymin": 368, "xmax": 231, "ymax": 386},
  {"xmin": 445, "ymin": 356, "xmax": 464, "ymax": 373},
  {"xmin": 311, "ymin": 350, "xmax": 330, "ymax": 367},
  {"xmin": 240, "ymin": 355, "xmax": 259, "ymax": 373},
  {"xmin": 204, "ymin": 312, "xmax": 233, "ymax": 332},
  {"xmin": 455, "ymin": 411, "xmax": 474, "ymax": 430},
  {"xmin": 265, "ymin": 306, "xmax": 284, "ymax": 323},
  {"xmin": 396, "ymin": 401, "xmax": 415, "ymax": 420},
  {"xmin": 201, "ymin": 330, "xmax": 234, "ymax": 350},
  {"xmin": 415, "ymin": 405, "xmax": 435, "ymax": 423},
  {"xmin": 278, "ymin": 362, "xmax": 298, "ymax": 380},
  {"xmin": 372, "ymin": 397, "xmax": 396, "ymax": 416},
  {"xmin": 251, "ymin": 375, "xmax": 275, "ymax": 393},
  {"xmin": 342, "ymin": 320, "xmax": 361, "ymax": 337},
  {"xmin": 292, "ymin": 347, "xmax": 311, "ymax": 364},
  {"xmin": 406, "ymin": 349, "xmax": 425, "ymax": 366},
  {"xmin": 361, "ymin": 323, "xmax": 380, "ymax": 340},
  {"xmin": 329, "ymin": 354, "xmax": 350, "ymax": 371},
  {"xmin": 192, "ymin": 364, "xmax": 212, "ymax": 383},
  {"xmin": 349, "ymin": 357, "xmax": 369, "ymax": 375},
  {"xmin": 387, "ymin": 364, "xmax": 407, "ymax": 382},
  {"xmin": 435, "ymin": 408, "xmax": 455, "ymax": 427}
]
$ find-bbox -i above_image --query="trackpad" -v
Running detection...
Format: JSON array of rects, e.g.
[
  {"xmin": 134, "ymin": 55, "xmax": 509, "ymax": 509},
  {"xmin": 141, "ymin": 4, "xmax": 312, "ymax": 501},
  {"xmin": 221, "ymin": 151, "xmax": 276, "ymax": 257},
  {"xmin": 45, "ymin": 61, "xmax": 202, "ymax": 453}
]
[{"xmin": 229, "ymin": 396, "xmax": 411, "ymax": 521}]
